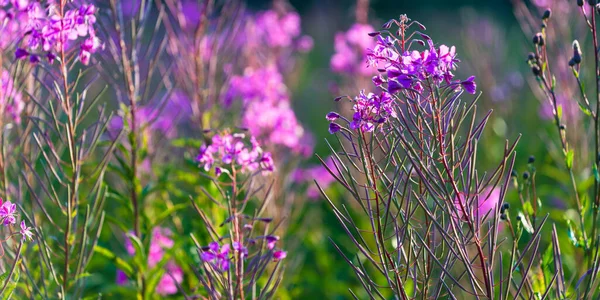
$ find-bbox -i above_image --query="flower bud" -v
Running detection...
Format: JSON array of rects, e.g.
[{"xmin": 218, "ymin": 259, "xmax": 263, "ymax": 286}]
[
  {"xmin": 569, "ymin": 58, "xmax": 577, "ymax": 67},
  {"xmin": 500, "ymin": 213, "xmax": 507, "ymax": 220},
  {"xmin": 382, "ymin": 19, "xmax": 395, "ymax": 29},
  {"xmin": 573, "ymin": 40, "xmax": 582, "ymax": 64},
  {"xmin": 326, "ymin": 112, "xmax": 340, "ymax": 121},
  {"xmin": 578, "ymin": 0, "xmax": 584, "ymax": 6},
  {"xmin": 511, "ymin": 170, "xmax": 518, "ymax": 177},
  {"xmin": 328, "ymin": 123, "xmax": 341, "ymax": 134},
  {"xmin": 543, "ymin": 9, "xmax": 551, "ymax": 20},
  {"xmin": 528, "ymin": 155, "xmax": 535, "ymax": 163},
  {"xmin": 531, "ymin": 65, "xmax": 542, "ymax": 76},
  {"xmin": 527, "ymin": 52, "xmax": 535, "ymax": 61},
  {"xmin": 503, "ymin": 203, "xmax": 510, "ymax": 210},
  {"xmin": 588, "ymin": 0, "xmax": 598, "ymax": 6},
  {"xmin": 532, "ymin": 33, "xmax": 544, "ymax": 46},
  {"xmin": 523, "ymin": 171, "xmax": 530, "ymax": 179},
  {"xmin": 368, "ymin": 31, "xmax": 381, "ymax": 37},
  {"xmin": 516, "ymin": 215, "xmax": 522, "ymax": 221}
]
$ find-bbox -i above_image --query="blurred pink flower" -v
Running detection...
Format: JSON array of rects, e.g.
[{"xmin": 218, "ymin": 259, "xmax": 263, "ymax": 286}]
[
  {"xmin": 453, "ymin": 187, "xmax": 501, "ymax": 223},
  {"xmin": 331, "ymin": 23, "xmax": 376, "ymax": 75}
]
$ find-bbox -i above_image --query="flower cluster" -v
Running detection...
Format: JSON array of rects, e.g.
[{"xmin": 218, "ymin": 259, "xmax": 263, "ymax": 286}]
[
  {"xmin": 14, "ymin": 2, "xmax": 103, "ymax": 65},
  {"xmin": 243, "ymin": 10, "xmax": 312, "ymax": 52},
  {"xmin": 369, "ymin": 38, "xmax": 472, "ymax": 93},
  {"xmin": 331, "ymin": 23, "xmax": 376, "ymax": 75},
  {"xmin": 293, "ymin": 157, "xmax": 337, "ymax": 199},
  {"xmin": 0, "ymin": 0, "xmax": 37, "ymax": 50},
  {"xmin": 329, "ymin": 90, "xmax": 398, "ymax": 133},
  {"xmin": 226, "ymin": 66, "xmax": 312, "ymax": 156},
  {"xmin": 197, "ymin": 132, "xmax": 275, "ymax": 175},
  {"xmin": 117, "ymin": 227, "xmax": 183, "ymax": 296},
  {"xmin": 108, "ymin": 94, "xmax": 191, "ymax": 141},
  {"xmin": 200, "ymin": 237, "xmax": 286, "ymax": 272},
  {"xmin": 328, "ymin": 20, "xmax": 477, "ymax": 133},
  {"xmin": 0, "ymin": 198, "xmax": 33, "ymax": 241},
  {"xmin": 0, "ymin": 69, "xmax": 24, "ymax": 124}
]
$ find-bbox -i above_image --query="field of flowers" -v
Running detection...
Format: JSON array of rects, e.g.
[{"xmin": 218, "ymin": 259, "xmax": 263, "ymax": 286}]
[{"xmin": 2, "ymin": 0, "xmax": 600, "ymax": 298}]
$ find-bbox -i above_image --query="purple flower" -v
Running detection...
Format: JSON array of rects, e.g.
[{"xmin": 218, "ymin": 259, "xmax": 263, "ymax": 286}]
[
  {"xmin": 116, "ymin": 270, "xmax": 128, "ymax": 285},
  {"xmin": 226, "ymin": 66, "xmax": 312, "ymax": 156},
  {"xmin": 328, "ymin": 123, "xmax": 341, "ymax": 134},
  {"xmin": 232, "ymin": 241, "xmax": 249, "ymax": 258},
  {"xmin": 388, "ymin": 80, "xmax": 402, "ymax": 94},
  {"xmin": 461, "ymin": 76, "xmax": 477, "ymax": 94},
  {"xmin": 326, "ymin": 112, "xmax": 340, "ymax": 121},
  {"xmin": 331, "ymin": 23, "xmax": 377, "ymax": 75},
  {"xmin": 0, "ymin": 198, "xmax": 17, "ymax": 226},
  {"xmin": 273, "ymin": 250, "xmax": 287, "ymax": 261},
  {"xmin": 15, "ymin": 48, "xmax": 28, "ymax": 59},
  {"xmin": 13, "ymin": 2, "xmax": 102, "ymax": 65},
  {"xmin": 201, "ymin": 242, "xmax": 231, "ymax": 272},
  {"xmin": 197, "ymin": 133, "xmax": 275, "ymax": 175},
  {"xmin": 20, "ymin": 221, "xmax": 33, "ymax": 241},
  {"xmin": 265, "ymin": 235, "xmax": 279, "ymax": 250},
  {"xmin": 372, "ymin": 75, "xmax": 384, "ymax": 86},
  {"xmin": 120, "ymin": 227, "xmax": 183, "ymax": 294},
  {"xmin": 156, "ymin": 262, "xmax": 184, "ymax": 296}
]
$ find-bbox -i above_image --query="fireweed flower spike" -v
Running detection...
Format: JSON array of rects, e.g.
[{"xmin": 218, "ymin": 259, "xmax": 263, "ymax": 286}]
[
  {"xmin": 14, "ymin": 2, "xmax": 103, "ymax": 65},
  {"xmin": 196, "ymin": 132, "xmax": 275, "ymax": 175},
  {"xmin": 322, "ymin": 15, "xmax": 524, "ymax": 299}
]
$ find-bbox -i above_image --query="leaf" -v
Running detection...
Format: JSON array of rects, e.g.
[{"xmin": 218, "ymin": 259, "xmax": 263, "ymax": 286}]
[
  {"xmin": 151, "ymin": 203, "xmax": 188, "ymax": 228},
  {"xmin": 125, "ymin": 233, "xmax": 147, "ymax": 272},
  {"xmin": 566, "ymin": 220, "xmax": 579, "ymax": 247},
  {"xmin": 523, "ymin": 202, "xmax": 534, "ymax": 216},
  {"xmin": 578, "ymin": 102, "xmax": 592, "ymax": 116},
  {"xmin": 404, "ymin": 278, "xmax": 415, "ymax": 297},
  {"xmin": 565, "ymin": 150, "xmax": 574, "ymax": 169},
  {"xmin": 582, "ymin": 194, "xmax": 590, "ymax": 215},
  {"xmin": 557, "ymin": 105, "xmax": 563, "ymax": 121},
  {"xmin": 518, "ymin": 212, "xmax": 533, "ymax": 234},
  {"xmin": 541, "ymin": 244, "xmax": 553, "ymax": 285},
  {"xmin": 1, "ymin": 283, "xmax": 15, "ymax": 300},
  {"xmin": 94, "ymin": 246, "xmax": 134, "ymax": 276}
]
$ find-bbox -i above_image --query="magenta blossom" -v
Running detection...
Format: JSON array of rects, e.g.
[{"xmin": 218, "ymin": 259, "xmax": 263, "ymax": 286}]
[
  {"xmin": 119, "ymin": 227, "xmax": 183, "ymax": 295},
  {"xmin": 0, "ymin": 198, "xmax": 17, "ymax": 226},
  {"xmin": 201, "ymin": 242, "xmax": 232, "ymax": 272},
  {"xmin": 20, "ymin": 220, "xmax": 33, "ymax": 241},
  {"xmin": 197, "ymin": 132, "xmax": 275, "ymax": 175},
  {"xmin": 273, "ymin": 250, "xmax": 287, "ymax": 261},
  {"xmin": 331, "ymin": 23, "xmax": 377, "ymax": 75},
  {"xmin": 452, "ymin": 187, "xmax": 502, "ymax": 223}
]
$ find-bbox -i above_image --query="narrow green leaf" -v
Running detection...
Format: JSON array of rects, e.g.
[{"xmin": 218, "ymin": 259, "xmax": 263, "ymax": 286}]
[{"xmin": 94, "ymin": 246, "xmax": 134, "ymax": 276}]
